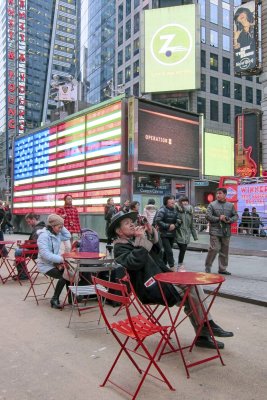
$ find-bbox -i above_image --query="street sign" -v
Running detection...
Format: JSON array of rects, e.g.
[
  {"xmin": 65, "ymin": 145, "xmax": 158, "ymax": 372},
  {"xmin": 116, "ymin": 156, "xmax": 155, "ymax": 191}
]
[{"xmin": 194, "ymin": 180, "xmax": 209, "ymax": 187}]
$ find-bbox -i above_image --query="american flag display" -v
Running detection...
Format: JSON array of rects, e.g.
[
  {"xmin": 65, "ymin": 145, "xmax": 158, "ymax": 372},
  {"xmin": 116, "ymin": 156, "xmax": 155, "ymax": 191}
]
[{"xmin": 13, "ymin": 100, "xmax": 122, "ymax": 214}]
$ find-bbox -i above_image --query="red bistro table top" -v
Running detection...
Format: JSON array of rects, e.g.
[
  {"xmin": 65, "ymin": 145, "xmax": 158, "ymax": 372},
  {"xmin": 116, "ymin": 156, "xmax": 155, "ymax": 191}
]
[
  {"xmin": 63, "ymin": 251, "xmax": 106, "ymax": 260},
  {"xmin": 155, "ymin": 272, "xmax": 225, "ymax": 286},
  {"xmin": 0, "ymin": 241, "xmax": 16, "ymax": 245}
]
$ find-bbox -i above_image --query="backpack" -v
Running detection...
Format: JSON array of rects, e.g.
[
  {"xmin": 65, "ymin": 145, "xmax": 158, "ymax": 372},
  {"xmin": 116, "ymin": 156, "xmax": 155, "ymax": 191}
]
[{"xmin": 79, "ymin": 228, "xmax": 100, "ymax": 253}]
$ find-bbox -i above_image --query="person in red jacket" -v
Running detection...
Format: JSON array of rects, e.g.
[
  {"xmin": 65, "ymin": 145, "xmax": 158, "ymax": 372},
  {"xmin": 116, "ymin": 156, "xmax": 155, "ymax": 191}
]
[{"xmin": 56, "ymin": 194, "xmax": 81, "ymax": 243}]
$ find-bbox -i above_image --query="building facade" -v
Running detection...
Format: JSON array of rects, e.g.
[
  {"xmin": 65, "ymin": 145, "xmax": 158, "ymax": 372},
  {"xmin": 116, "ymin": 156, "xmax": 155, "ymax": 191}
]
[
  {"xmin": 85, "ymin": 1, "xmax": 262, "ymax": 178},
  {"xmin": 0, "ymin": 0, "xmax": 80, "ymax": 195}
]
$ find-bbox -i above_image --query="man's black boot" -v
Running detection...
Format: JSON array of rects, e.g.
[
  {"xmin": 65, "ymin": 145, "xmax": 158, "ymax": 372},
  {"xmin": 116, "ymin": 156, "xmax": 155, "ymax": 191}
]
[
  {"xmin": 195, "ymin": 335, "xmax": 224, "ymax": 349},
  {"xmin": 201, "ymin": 320, "xmax": 234, "ymax": 337}
]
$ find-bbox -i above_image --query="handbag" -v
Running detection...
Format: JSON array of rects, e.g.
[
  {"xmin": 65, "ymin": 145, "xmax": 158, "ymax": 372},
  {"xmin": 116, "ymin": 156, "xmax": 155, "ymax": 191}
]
[
  {"xmin": 50, "ymin": 238, "xmax": 79, "ymax": 284},
  {"xmin": 62, "ymin": 261, "xmax": 79, "ymax": 284}
]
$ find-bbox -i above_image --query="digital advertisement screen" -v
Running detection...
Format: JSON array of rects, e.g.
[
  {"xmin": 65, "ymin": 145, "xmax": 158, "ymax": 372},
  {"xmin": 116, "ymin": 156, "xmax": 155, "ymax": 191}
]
[
  {"xmin": 142, "ymin": 4, "xmax": 200, "ymax": 93},
  {"xmin": 235, "ymin": 113, "xmax": 260, "ymax": 178},
  {"xmin": 129, "ymin": 99, "xmax": 200, "ymax": 178},
  {"xmin": 13, "ymin": 100, "xmax": 122, "ymax": 214},
  {"xmin": 204, "ymin": 133, "xmax": 234, "ymax": 177}
]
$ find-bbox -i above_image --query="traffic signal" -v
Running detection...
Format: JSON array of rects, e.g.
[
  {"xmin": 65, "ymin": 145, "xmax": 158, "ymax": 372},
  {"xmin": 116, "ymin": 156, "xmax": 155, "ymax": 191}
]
[{"xmin": 204, "ymin": 192, "xmax": 215, "ymax": 204}]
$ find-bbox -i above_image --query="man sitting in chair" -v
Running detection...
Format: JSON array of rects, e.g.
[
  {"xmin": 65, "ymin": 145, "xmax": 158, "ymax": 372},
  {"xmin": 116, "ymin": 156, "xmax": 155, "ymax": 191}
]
[
  {"xmin": 108, "ymin": 211, "xmax": 234, "ymax": 350},
  {"xmin": 14, "ymin": 213, "xmax": 45, "ymax": 280}
]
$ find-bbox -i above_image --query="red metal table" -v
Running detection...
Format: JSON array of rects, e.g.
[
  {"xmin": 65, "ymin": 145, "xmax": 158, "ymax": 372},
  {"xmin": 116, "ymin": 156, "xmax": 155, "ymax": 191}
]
[
  {"xmin": 0, "ymin": 241, "xmax": 17, "ymax": 283},
  {"xmin": 154, "ymin": 271, "xmax": 225, "ymax": 378}
]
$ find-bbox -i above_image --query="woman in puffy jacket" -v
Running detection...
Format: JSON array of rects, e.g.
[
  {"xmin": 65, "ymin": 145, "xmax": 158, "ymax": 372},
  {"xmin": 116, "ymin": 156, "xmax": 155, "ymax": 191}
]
[
  {"xmin": 37, "ymin": 214, "xmax": 71, "ymax": 309},
  {"xmin": 175, "ymin": 196, "xmax": 198, "ymax": 271}
]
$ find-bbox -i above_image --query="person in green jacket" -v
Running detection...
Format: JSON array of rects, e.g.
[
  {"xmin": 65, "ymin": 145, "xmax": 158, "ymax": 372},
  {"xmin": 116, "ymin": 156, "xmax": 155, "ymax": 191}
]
[{"xmin": 175, "ymin": 196, "xmax": 198, "ymax": 271}]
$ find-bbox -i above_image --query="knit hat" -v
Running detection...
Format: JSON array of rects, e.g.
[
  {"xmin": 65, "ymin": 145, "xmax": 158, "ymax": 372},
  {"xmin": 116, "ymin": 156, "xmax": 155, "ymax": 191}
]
[{"xmin": 47, "ymin": 214, "xmax": 64, "ymax": 227}]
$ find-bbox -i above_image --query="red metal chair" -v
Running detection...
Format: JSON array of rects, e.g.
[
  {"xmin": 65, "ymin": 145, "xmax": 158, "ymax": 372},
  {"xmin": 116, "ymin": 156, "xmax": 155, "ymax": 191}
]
[
  {"xmin": 114, "ymin": 272, "xmax": 167, "ymax": 327},
  {"xmin": 93, "ymin": 276, "xmax": 175, "ymax": 400},
  {"xmin": 22, "ymin": 249, "xmax": 55, "ymax": 305}
]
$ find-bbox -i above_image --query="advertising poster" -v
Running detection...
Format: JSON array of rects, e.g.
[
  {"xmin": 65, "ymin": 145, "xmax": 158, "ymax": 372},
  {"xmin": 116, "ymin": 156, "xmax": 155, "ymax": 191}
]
[
  {"xmin": 238, "ymin": 184, "xmax": 267, "ymax": 215},
  {"xmin": 233, "ymin": 0, "xmax": 259, "ymax": 73}
]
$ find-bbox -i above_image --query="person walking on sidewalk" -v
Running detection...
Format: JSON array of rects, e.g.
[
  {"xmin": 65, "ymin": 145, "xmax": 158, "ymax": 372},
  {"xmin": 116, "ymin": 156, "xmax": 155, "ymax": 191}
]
[
  {"xmin": 205, "ymin": 188, "xmax": 238, "ymax": 275},
  {"xmin": 143, "ymin": 198, "xmax": 158, "ymax": 225},
  {"xmin": 155, "ymin": 195, "xmax": 179, "ymax": 271},
  {"xmin": 175, "ymin": 196, "xmax": 198, "ymax": 271}
]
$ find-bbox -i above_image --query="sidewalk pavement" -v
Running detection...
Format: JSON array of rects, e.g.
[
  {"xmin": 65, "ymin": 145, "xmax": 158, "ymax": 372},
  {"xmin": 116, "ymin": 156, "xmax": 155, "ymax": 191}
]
[
  {"xmin": 0, "ymin": 250, "xmax": 266, "ymax": 400},
  {"xmin": 3, "ymin": 232, "xmax": 267, "ymax": 308}
]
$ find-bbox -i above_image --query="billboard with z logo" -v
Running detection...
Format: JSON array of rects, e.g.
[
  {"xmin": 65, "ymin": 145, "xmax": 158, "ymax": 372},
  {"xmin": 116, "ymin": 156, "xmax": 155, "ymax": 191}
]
[{"xmin": 141, "ymin": 4, "xmax": 200, "ymax": 93}]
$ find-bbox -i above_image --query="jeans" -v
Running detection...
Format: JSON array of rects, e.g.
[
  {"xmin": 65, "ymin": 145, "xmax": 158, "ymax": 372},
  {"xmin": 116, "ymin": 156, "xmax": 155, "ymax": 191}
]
[{"xmin": 161, "ymin": 236, "xmax": 175, "ymax": 267}]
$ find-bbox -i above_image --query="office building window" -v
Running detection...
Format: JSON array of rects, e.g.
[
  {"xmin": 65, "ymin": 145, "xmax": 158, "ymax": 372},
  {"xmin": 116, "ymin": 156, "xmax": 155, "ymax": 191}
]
[
  {"xmin": 197, "ymin": 97, "xmax": 206, "ymax": 116},
  {"xmin": 126, "ymin": 19, "xmax": 131, "ymax": 40},
  {"xmin": 246, "ymin": 87, "xmax": 253, "ymax": 103},
  {"xmin": 256, "ymin": 89, "xmax": 262, "ymax": 105},
  {"xmin": 222, "ymin": 80, "xmax": 230, "ymax": 97},
  {"xmin": 256, "ymin": 77, "xmax": 260, "ymax": 84},
  {"xmin": 222, "ymin": 34, "xmax": 230, "ymax": 51},
  {"xmin": 246, "ymin": 76, "xmax": 253, "ymax": 82},
  {"xmin": 134, "ymin": 0, "xmax": 140, "ymax": 8},
  {"xmin": 201, "ymin": 49, "xmax": 206, "ymax": 67},
  {"xmin": 125, "ymin": 65, "xmax": 131, "ymax": 82},
  {"xmin": 210, "ymin": 30, "xmax": 218, "ymax": 47},
  {"xmin": 223, "ymin": 103, "xmax": 231, "ymax": 124},
  {"xmin": 126, "ymin": 0, "xmax": 131, "ymax": 16},
  {"xmin": 234, "ymin": 83, "xmax": 242, "ymax": 101},
  {"xmin": 201, "ymin": 74, "xmax": 206, "ymax": 91},
  {"xmin": 134, "ymin": 13, "xmax": 140, "ymax": 34},
  {"xmin": 210, "ymin": 100, "xmax": 219, "ymax": 121},
  {"xmin": 133, "ymin": 37, "xmax": 139, "ymax": 55},
  {"xmin": 210, "ymin": 2, "xmax": 218, "ymax": 24},
  {"xmin": 133, "ymin": 60, "xmax": 139, "ymax": 78},
  {"xmin": 118, "ymin": 4, "xmax": 123, "ymax": 23},
  {"xmin": 118, "ymin": 50, "xmax": 123, "ymax": 67},
  {"xmin": 235, "ymin": 106, "xmax": 242, "ymax": 116},
  {"xmin": 210, "ymin": 76, "xmax": 218, "ymax": 94},
  {"xmin": 223, "ymin": 57, "xmax": 230, "ymax": 74},
  {"xmin": 118, "ymin": 26, "xmax": 123, "ymax": 46},
  {"xmin": 201, "ymin": 26, "xmax": 206, "ymax": 43},
  {"xmin": 210, "ymin": 53, "xmax": 218, "ymax": 71},
  {"xmin": 222, "ymin": 6, "xmax": 230, "ymax": 29},
  {"xmin": 125, "ymin": 44, "xmax": 131, "ymax": 62},
  {"xmin": 117, "ymin": 71, "xmax": 123, "ymax": 85},
  {"xmin": 133, "ymin": 82, "xmax": 139, "ymax": 96},
  {"xmin": 199, "ymin": 0, "xmax": 206, "ymax": 19}
]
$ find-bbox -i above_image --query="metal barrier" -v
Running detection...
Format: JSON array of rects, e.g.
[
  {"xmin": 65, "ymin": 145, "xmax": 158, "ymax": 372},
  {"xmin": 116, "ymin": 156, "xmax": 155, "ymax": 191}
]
[{"xmin": 193, "ymin": 213, "xmax": 267, "ymax": 237}]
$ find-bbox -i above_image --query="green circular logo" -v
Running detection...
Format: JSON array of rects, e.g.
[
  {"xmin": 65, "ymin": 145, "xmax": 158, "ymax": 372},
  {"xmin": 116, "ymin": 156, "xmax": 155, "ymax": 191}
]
[{"xmin": 150, "ymin": 24, "xmax": 192, "ymax": 66}]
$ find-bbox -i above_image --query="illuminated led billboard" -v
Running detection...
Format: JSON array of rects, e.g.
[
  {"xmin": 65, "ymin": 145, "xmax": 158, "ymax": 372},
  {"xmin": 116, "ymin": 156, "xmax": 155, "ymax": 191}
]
[
  {"xmin": 204, "ymin": 132, "xmax": 234, "ymax": 177},
  {"xmin": 13, "ymin": 100, "xmax": 122, "ymax": 214},
  {"xmin": 128, "ymin": 98, "xmax": 201, "ymax": 178},
  {"xmin": 142, "ymin": 4, "xmax": 200, "ymax": 93}
]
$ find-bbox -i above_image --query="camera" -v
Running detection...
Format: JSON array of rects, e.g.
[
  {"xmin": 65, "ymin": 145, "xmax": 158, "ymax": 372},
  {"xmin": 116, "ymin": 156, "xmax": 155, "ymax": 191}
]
[{"xmin": 137, "ymin": 215, "xmax": 148, "ymax": 226}]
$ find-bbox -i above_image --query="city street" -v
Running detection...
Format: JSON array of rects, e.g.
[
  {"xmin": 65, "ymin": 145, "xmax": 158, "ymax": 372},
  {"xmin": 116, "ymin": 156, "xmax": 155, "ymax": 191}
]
[{"xmin": 0, "ymin": 234, "xmax": 267, "ymax": 400}]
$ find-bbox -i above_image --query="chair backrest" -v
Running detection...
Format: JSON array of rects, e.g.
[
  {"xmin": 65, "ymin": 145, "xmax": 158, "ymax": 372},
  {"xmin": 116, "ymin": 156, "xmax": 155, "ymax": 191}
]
[{"xmin": 93, "ymin": 276, "xmax": 130, "ymax": 328}]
